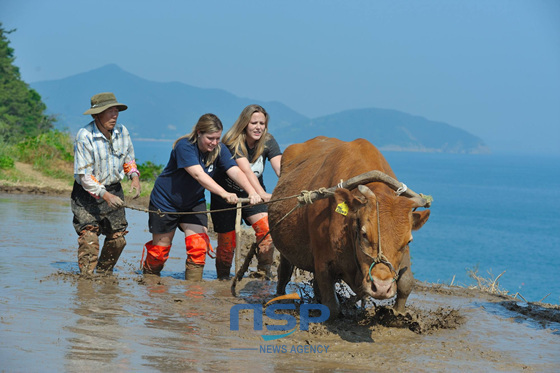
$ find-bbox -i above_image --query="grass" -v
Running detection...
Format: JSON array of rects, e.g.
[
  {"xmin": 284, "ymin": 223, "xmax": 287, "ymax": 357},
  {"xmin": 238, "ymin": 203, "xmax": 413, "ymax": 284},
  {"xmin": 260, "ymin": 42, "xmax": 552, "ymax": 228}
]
[
  {"xmin": 466, "ymin": 266, "xmax": 510, "ymax": 297},
  {"xmin": 460, "ymin": 266, "xmax": 553, "ymax": 304},
  {"xmin": 121, "ymin": 178, "xmax": 154, "ymax": 198},
  {"xmin": 0, "ymin": 166, "xmax": 39, "ymax": 184},
  {"xmin": 14, "ymin": 130, "xmax": 74, "ymax": 178}
]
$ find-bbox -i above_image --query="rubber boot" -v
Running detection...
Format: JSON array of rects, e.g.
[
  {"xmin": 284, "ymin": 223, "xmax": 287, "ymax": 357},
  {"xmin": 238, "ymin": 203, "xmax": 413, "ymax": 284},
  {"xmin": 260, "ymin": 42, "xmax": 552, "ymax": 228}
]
[
  {"xmin": 142, "ymin": 240, "xmax": 172, "ymax": 276},
  {"xmin": 252, "ymin": 216, "xmax": 274, "ymax": 279},
  {"xmin": 77, "ymin": 228, "xmax": 100, "ymax": 275},
  {"xmin": 185, "ymin": 262, "xmax": 205, "ymax": 281},
  {"xmin": 97, "ymin": 231, "xmax": 127, "ymax": 273},
  {"xmin": 185, "ymin": 233, "xmax": 211, "ymax": 281},
  {"xmin": 215, "ymin": 231, "xmax": 236, "ymax": 280}
]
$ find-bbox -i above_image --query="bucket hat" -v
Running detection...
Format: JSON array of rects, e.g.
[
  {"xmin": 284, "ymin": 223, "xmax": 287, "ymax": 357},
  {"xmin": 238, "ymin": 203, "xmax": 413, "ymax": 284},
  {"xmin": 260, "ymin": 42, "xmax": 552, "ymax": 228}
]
[{"xmin": 83, "ymin": 92, "xmax": 128, "ymax": 115}]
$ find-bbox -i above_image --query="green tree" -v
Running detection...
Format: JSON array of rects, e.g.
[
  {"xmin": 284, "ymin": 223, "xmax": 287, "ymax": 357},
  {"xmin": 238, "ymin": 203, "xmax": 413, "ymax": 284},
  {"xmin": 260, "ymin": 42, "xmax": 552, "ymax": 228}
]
[{"xmin": 0, "ymin": 23, "xmax": 55, "ymax": 144}]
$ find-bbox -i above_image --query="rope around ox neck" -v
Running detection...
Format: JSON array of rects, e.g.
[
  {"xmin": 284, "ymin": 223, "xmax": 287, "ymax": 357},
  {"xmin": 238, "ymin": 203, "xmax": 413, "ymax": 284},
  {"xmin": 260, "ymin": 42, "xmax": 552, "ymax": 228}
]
[{"xmin": 359, "ymin": 201, "xmax": 399, "ymax": 283}]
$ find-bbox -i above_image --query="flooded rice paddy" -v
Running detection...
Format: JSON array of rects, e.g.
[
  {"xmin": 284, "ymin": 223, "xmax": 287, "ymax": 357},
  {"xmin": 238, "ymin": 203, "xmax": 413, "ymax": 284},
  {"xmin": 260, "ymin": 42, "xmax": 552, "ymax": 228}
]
[{"xmin": 1, "ymin": 193, "xmax": 559, "ymax": 372}]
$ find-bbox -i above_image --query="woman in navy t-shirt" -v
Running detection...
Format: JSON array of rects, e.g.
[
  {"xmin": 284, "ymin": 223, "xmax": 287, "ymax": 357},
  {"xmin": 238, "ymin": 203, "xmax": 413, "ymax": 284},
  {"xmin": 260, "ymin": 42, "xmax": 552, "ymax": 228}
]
[{"xmin": 142, "ymin": 113, "xmax": 261, "ymax": 281}]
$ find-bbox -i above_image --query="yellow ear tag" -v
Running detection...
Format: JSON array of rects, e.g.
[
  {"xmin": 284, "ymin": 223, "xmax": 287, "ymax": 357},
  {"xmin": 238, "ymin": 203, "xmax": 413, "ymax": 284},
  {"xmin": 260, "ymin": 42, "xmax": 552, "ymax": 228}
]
[{"xmin": 335, "ymin": 202, "xmax": 349, "ymax": 216}]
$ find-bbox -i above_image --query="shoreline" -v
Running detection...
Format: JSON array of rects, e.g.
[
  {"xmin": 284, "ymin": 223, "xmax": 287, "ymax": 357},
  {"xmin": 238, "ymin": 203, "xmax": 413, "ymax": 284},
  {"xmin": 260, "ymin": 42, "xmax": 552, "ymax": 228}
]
[{"xmin": 0, "ymin": 184, "xmax": 71, "ymax": 196}]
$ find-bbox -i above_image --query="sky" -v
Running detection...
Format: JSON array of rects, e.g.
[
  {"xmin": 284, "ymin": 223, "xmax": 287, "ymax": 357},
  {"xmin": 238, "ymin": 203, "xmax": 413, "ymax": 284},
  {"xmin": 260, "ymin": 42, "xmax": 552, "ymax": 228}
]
[{"xmin": 2, "ymin": 0, "xmax": 560, "ymax": 155}]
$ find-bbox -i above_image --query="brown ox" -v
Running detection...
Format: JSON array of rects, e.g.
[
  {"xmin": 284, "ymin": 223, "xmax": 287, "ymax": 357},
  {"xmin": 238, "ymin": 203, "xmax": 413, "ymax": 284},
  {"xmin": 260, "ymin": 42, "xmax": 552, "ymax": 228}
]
[{"xmin": 268, "ymin": 137, "xmax": 431, "ymax": 318}]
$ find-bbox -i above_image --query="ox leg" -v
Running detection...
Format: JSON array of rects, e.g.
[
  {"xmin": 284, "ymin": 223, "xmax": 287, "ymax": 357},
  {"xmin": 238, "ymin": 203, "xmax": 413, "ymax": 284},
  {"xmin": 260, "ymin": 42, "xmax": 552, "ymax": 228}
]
[
  {"xmin": 276, "ymin": 254, "xmax": 294, "ymax": 295},
  {"xmin": 314, "ymin": 264, "xmax": 340, "ymax": 320},
  {"xmin": 312, "ymin": 279, "xmax": 321, "ymax": 302},
  {"xmin": 394, "ymin": 248, "xmax": 414, "ymax": 313}
]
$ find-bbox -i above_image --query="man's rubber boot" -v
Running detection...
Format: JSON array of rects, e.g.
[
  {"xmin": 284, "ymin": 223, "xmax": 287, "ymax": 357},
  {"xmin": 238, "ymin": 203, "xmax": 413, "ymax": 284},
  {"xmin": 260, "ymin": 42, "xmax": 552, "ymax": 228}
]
[
  {"xmin": 77, "ymin": 227, "xmax": 100, "ymax": 275},
  {"xmin": 215, "ymin": 231, "xmax": 236, "ymax": 280},
  {"xmin": 185, "ymin": 233, "xmax": 211, "ymax": 281},
  {"xmin": 97, "ymin": 231, "xmax": 127, "ymax": 273},
  {"xmin": 142, "ymin": 240, "xmax": 171, "ymax": 276}
]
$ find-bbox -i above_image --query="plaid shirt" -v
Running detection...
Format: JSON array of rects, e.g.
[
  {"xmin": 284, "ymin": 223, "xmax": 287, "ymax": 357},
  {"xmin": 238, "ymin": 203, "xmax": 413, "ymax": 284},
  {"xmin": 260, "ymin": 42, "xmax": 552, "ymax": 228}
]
[{"xmin": 74, "ymin": 121, "xmax": 136, "ymax": 188}]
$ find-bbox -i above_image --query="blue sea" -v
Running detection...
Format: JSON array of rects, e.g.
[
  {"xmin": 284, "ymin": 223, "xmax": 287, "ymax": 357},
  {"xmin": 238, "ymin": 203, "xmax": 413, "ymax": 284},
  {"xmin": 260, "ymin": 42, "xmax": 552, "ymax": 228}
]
[{"xmin": 134, "ymin": 139, "xmax": 560, "ymax": 304}]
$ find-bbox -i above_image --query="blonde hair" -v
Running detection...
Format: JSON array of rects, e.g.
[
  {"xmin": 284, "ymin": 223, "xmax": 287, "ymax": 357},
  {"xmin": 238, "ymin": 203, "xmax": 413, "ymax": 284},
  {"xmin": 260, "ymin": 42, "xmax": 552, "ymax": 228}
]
[
  {"xmin": 222, "ymin": 104, "xmax": 270, "ymax": 163},
  {"xmin": 173, "ymin": 113, "xmax": 223, "ymax": 167}
]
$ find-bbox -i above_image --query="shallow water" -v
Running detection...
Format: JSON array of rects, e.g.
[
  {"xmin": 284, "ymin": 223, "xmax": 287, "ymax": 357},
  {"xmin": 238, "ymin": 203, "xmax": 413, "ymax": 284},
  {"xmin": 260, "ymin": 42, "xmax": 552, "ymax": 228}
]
[{"xmin": 1, "ymin": 193, "xmax": 559, "ymax": 372}]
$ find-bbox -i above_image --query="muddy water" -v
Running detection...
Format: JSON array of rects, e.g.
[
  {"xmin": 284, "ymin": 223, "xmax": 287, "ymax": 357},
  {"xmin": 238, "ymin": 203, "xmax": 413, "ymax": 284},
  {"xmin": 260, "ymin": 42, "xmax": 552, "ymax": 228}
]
[{"xmin": 1, "ymin": 193, "xmax": 559, "ymax": 372}]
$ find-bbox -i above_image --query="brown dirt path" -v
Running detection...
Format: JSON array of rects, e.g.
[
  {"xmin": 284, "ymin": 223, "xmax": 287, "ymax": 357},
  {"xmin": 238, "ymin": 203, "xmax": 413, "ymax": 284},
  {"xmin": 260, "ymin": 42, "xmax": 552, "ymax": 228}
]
[{"xmin": 0, "ymin": 162, "xmax": 72, "ymax": 195}]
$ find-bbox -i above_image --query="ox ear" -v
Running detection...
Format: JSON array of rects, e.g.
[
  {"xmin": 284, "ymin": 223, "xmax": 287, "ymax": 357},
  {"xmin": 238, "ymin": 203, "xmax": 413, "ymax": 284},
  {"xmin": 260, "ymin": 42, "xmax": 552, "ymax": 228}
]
[
  {"xmin": 412, "ymin": 209, "xmax": 430, "ymax": 231},
  {"xmin": 334, "ymin": 188, "xmax": 366, "ymax": 213}
]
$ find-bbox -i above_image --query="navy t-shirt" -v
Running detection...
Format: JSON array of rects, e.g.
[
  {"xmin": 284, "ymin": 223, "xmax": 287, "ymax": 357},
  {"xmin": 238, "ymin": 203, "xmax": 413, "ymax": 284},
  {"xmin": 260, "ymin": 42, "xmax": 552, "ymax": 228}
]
[{"xmin": 150, "ymin": 139, "xmax": 237, "ymax": 212}]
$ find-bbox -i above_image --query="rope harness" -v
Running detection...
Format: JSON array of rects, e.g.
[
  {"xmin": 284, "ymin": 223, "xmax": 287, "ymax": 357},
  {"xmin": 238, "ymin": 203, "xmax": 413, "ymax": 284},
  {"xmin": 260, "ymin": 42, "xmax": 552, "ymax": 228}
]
[{"xmin": 355, "ymin": 201, "xmax": 399, "ymax": 285}]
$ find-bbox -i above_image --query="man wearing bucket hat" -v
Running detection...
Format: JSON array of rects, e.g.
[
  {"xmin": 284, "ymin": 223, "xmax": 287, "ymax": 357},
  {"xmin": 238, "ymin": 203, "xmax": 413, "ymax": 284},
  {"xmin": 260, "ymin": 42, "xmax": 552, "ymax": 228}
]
[{"xmin": 71, "ymin": 92, "xmax": 141, "ymax": 275}]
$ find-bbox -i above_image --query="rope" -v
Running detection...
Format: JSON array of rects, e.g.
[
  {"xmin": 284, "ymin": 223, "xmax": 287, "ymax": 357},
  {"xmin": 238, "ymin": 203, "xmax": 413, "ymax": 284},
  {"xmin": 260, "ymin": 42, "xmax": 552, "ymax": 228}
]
[
  {"xmin": 231, "ymin": 200, "xmax": 302, "ymax": 296},
  {"xmin": 297, "ymin": 187, "xmax": 334, "ymax": 205},
  {"xmin": 122, "ymin": 193, "xmax": 301, "ymax": 216},
  {"xmin": 299, "ymin": 190, "xmax": 314, "ymax": 204},
  {"xmin": 395, "ymin": 183, "xmax": 407, "ymax": 196},
  {"xmin": 234, "ymin": 200, "xmax": 242, "ymax": 272},
  {"xmin": 355, "ymin": 201, "xmax": 398, "ymax": 283},
  {"xmin": 122, "ymin": 184, "xmax": 339, "ymax": 216}
]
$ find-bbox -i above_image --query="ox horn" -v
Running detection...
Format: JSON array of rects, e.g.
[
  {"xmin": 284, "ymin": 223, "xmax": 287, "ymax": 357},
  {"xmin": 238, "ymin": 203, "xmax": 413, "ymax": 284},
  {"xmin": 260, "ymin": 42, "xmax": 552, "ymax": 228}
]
[
  {"xmin": 357, "ymin": 184, "xmax": 375, "ymax": 198},
  {"xmin": 297, "ymin": 170, "xmax": 432, "ymax": 208}
]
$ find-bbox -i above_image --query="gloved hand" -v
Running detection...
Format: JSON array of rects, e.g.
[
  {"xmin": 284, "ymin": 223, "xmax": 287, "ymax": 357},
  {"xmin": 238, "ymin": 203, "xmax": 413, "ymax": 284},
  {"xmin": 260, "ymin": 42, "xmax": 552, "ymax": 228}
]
[{"xmin": 103, "ymin": 192, "xmax": 124, "ymax": 209}]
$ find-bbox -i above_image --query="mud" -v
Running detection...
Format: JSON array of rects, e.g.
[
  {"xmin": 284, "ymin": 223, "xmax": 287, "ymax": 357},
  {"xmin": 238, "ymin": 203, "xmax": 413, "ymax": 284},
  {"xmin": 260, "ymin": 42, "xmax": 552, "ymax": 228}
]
[{"xmin": 1, "ymin": 193, "xmax": 559, "ymax": 372}]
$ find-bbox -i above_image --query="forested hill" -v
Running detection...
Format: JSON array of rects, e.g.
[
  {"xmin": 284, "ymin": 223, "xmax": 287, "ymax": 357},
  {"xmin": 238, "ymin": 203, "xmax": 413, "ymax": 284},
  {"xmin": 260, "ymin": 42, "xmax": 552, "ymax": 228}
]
[{"xmin": 31, "ymin": 64, "xmax": 489, "ymax": 154}]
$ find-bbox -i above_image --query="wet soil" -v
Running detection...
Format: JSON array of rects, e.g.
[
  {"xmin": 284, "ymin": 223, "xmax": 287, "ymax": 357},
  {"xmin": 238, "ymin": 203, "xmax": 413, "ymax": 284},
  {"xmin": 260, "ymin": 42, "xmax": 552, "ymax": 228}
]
[
  {"xmin": 1, "ymin": 190, "xmax": 559, "ymax": 371},
  {"xmin": 38, "ymin": 270, "xmax": 559, "ymax": 372}
]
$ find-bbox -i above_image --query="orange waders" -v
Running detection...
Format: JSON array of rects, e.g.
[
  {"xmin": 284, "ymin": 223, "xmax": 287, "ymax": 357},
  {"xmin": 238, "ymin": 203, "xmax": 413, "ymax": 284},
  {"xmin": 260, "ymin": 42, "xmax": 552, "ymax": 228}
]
[
  {"xmin": 185, "ymin": 232, "xmax": 213, "ymax": 281},
  {"xmin": 142, "ymin": 241, "xmax": 172, "ymax": 275},
  {"xmin": 252, "ymin": 216, "xmax": 274, "ymax": 278},
  {"xmin": 215, "ymin": 230, "xmax": 236, "ymax": 279}
]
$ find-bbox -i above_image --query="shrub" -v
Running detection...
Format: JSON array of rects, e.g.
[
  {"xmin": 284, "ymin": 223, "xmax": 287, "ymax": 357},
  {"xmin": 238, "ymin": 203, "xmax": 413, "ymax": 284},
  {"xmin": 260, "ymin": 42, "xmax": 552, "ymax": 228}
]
[
  {"xmin": 137, "ymin": 161, "xmax": 163, "ymax": 182},
  {"xmin": 0, "ymin": 155, "xmax": 14, "ymax": 169},
  {"xmin": 14, "ymin": 129, "xmax": 74, "ymax": 179},
  {"xmin": 15, "ymin": 129, "xmax": 73, "ymax": 163}
]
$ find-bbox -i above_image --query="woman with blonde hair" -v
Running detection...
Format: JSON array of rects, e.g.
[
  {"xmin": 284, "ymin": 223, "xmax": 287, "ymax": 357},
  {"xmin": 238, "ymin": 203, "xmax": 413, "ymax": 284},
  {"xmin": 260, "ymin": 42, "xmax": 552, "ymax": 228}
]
[
  {"xmin": 211, "ymin": 105, "xmax": 282, "ymax": 279},
  {"xmin": 142, "ymin": 113, "xmax": 261, "ymax": 281}
]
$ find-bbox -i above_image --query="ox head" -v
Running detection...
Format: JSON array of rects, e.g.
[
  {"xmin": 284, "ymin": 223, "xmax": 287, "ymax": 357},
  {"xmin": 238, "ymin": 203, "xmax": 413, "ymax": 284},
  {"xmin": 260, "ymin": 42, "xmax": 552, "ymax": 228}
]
[{"xmin": 333, "ymin": 185, "xmax": 430, "ymax": 300}]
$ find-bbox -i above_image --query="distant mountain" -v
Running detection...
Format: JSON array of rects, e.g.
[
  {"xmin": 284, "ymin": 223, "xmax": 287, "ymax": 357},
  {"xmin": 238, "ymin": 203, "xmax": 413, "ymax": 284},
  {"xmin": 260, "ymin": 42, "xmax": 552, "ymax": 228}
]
[
  {"xmin": 31, "ymin": 64, "xmax": 489, "ymax": 153},
  {"xmin": 31, "ymin": 64, "xmax": 307, "ymax": 140},
  {"xmin": 276, "ymin": 109, "xmax": 490, "ymax": 154}
]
